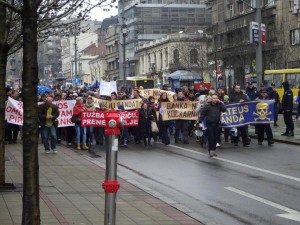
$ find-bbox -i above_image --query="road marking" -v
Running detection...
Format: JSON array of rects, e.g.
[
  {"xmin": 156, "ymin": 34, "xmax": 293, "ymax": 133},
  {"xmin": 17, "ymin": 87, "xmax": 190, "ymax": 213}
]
[
  {"xmin": 157, "ymin": 143, "xmax": 300, "ymax": 182},
  {"xmin": 225, "ymin": 187, "xmax": 300, "ymax": 222}
]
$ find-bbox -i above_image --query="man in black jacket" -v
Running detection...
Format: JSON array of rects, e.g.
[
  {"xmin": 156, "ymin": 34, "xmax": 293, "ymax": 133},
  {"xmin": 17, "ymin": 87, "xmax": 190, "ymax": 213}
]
[
  {"xmin": 38, "ymin": 97, "xmax": 60, "ymax": 153},
  {"xmin": 229, "ymin": 84, "xmax": 250, "ymax": 147},
  {"xmin": 281, "ymin": 81, "xmax": 294, "ymax": 137},
  {"xmin": 199, "ymin": 94, "xmax": 226, "ymax": 157}
]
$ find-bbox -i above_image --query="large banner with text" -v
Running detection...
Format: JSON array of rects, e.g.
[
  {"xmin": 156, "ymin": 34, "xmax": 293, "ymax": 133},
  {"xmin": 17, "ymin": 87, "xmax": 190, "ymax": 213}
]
[
  {"xmin": 81, "ymin": 110, "xmax": 139, "ymax": 127},
  {"xmin": 220, "ymin": 100, "xmax": 274, "ymax": 127},
  {"xmin": 137, "ymin": 89, "xmax": 175, "ymax": 101},
  {"xmin": 91, "ymin": 97, "xmax": 142, "ymax": 110},
  {"xmin": 5, "ymin": 97, "xmax": 76, "ymax": 127},
  {"xmin": 159, "ymin": 101, "xmax": 199, "ymax": 120}
]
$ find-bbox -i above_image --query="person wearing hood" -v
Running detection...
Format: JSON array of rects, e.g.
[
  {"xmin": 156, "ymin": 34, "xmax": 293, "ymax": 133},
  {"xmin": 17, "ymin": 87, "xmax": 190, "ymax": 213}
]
[{"xmin": 281, "ymin": 81, "xmax": 294, "ymax": 137}]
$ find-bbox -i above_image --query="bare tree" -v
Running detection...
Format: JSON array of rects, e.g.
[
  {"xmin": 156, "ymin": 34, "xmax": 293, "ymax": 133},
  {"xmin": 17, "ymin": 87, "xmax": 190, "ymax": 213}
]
[{"xmin": 0, "ymin": 0, "xmax": 110, "ymax": 224}]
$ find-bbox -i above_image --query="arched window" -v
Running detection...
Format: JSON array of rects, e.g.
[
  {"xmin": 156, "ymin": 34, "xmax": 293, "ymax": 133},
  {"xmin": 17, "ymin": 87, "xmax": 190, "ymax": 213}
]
[
  {"xmin": 190, "ymin": 49, "xmax": 198, "ymax": 64},
  {"xmin": 173, "ymin": 49, "xmax": 179, "ymax": 64}
]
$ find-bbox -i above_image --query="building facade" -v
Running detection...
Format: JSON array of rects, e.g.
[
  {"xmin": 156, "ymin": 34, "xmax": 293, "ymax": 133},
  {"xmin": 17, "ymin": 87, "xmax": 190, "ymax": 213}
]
[
  {"xmin": 104, "ymin": 24, "xmax": 120, "ymax": 80},
  {"xmin": 207, "ymin": 0, "xmax": 300, "ymax": 87},
  {"xmin": 136, "ymin": 32, "xmax": 211, "ymax": 84},
  {"xmin": 118, "ymin": 0, "xmax": 212, "ymax": 79}
]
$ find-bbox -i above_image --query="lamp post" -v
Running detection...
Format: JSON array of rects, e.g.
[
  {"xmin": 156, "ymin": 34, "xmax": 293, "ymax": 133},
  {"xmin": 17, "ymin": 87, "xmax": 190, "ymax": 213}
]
[
  {"xmin": 255, "ymin": 0, "xmax": 263, "ymax": 88},
  {"xmin": 121, "ymin": 25, "xmax": 128, "ymax": 86}
]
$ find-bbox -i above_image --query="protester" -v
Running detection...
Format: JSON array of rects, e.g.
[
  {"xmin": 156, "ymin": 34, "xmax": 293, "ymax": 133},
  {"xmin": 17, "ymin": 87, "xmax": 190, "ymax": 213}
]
[
  {"xmin": 296, "ymin": 83, "xmax": 300, "ymax": 120},
  {"xmin": 6, "ymin": 90, "xmax": 21, "ymax": 144},
  {"xmin": 85, "ymin": 96, "xmax": 96, "ymax": 147},
  {"xmin": 281, "ymin": 81, "xmax": 294, "ymax": 137},
  {"xmin": 174, "ymin": 91, "xmax": 189, "ymax": 144},
  {"xmin": 198, "ymin": 94, "xmax": 226, "ymax": 157},
  {"xmin": 73, "ymin": 97, "xmax": 88, "ymax": 150},
  {"xmin": 246, "ymin": 82, "xmax": 259, "ymax": 100},
  {"xmin": 268, "ymin": 83, "xmax": 280, "ymax": 126},
  {"xmin": 229, "ymin": 84, "xmax": 250, "ymax": 147},
  {"xmin": 38, "ymin": 97, "xmax": 59, "ymax": 153},
  {"xmin": 158, "ymin": 92, "xmax": 171, "ymax": 145},
  {"xmin": 139, "ymin": 102, "xmax": 154, "ymax": 146},
  {"xmin": 255, "ymin": 91, "xmax": 274, "ymax": 146}
]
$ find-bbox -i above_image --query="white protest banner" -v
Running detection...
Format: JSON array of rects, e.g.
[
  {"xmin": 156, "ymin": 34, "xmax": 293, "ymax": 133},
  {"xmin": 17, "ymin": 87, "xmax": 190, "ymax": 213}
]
[
  {"xmin": 100, "ymin": 81, "xmax": 117, "ymax": 96},
  {"xmin": 5, "ymin": 98, "xmax": 76, "ymax": 127},
  {"xmin": 56, "ymin": 100, "xmax": 76, "ymax": 127},
  {"xmin": 5, "ymin": 97, "xmax": 23, "ymax": 125}
]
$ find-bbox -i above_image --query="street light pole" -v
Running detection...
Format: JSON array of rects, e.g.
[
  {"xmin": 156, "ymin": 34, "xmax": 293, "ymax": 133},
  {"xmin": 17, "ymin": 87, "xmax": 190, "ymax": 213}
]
[
  {"xmin": 122, "ymin": 26, "xmax": 128, "ymax": 86},
  {"xmin": 74, "ymin": 30, "xmax": 78, "ymax": 81},
  {"xmin": 255, "ymin": 0, "xmax": 263, "ymax": 88}
]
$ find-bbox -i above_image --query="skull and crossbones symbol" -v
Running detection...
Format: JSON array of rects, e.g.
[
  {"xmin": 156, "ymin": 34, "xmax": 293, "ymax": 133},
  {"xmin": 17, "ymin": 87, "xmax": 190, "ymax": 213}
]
[{"xmin": 253, "ymin": 102, "xmax": 272, "ymax": 121}]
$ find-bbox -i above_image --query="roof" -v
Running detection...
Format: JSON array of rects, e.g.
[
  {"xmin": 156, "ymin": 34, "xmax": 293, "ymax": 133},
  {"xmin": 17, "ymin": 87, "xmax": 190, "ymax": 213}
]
[
  {"xmin": 167, "ymin": 70, "xmax": 202, "ymax": 81},
  {"xmin": 80, "ymin": 42, "xmax": 106, "ymax": 57}
]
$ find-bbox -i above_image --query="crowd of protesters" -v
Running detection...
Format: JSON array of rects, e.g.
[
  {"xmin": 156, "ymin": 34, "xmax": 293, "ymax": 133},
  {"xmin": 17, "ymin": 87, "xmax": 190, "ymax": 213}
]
[{"xmin": 4, "ymin": 80, "xmax": 298, "ymax": 157}]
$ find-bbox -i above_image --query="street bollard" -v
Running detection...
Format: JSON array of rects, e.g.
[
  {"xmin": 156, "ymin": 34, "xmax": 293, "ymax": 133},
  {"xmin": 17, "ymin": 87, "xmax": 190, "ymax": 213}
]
[{"xmin": 102, "ymin": 110, "xmax": 123, "ymax": 225}]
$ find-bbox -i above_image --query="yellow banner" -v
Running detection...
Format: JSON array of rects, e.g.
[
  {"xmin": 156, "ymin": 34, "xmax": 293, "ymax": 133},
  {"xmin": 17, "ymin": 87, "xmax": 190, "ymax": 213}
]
[
  {"xmin": 136, "ymin": 89, "xmax": 175, "ymax": 101},
  {"xmin": 160, "ymin": 101, "xmax": 199, "ymax": 120},
  {"xmin": 91, "ymin": 97, "xmax": 142, "ymax": 110}
]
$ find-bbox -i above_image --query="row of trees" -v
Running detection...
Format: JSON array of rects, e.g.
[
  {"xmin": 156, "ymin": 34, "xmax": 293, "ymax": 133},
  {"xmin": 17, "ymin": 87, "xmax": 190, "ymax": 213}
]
[{"xmin": 0, "ymin": 0, "xmax": 108, "ymax": 224}]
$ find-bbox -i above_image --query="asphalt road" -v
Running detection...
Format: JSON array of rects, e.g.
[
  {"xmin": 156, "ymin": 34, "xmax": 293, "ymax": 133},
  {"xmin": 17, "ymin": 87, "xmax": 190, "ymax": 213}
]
[{"xmin": 88, "ymin": 139, "xmax": 300, "ymax": 225}]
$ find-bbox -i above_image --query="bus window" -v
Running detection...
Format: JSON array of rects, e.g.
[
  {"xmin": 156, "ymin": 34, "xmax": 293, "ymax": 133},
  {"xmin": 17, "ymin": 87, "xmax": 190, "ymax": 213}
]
[
  {"xmin": 264, "ymin": 74, "xmax": 273, "ymax": 87},
  {"xmin": 286, "ymin": 73, "xmax": 300, "ymax": 88},
  {"xmin": 136, "ymin": 80, "xmax": 154, "ymax": 89},
  {"xmin": 273, "ymin": 74, "xmax": 283, "ymax": 87}
]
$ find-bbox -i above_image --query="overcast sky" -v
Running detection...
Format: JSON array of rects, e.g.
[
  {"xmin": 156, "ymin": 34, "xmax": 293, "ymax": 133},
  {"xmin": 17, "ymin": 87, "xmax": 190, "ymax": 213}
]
[{"xmin": 89, "ymin": 1, "xmax": 118, "ymax": 22}]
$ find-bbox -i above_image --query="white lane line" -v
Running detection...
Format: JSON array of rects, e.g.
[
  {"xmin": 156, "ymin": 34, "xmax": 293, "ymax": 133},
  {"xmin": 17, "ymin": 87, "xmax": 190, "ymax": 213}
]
[
  {"xmin": 157, "ymin": 143, "xmax": 300, "ymax": 182},
  {"xmin": 225, "ymin": 187, "xmax": 300, "ymax": 222},
  {"xmin": 225, "ymin": 187, "xmax": 298, "ymax": 213}
]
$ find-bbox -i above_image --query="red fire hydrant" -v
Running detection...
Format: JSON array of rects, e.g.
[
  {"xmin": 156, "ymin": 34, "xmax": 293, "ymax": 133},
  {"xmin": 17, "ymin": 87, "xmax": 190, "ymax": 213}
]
[{"xmin": 102, "ymin": 110, "xmax": 124, "ymax": 225}]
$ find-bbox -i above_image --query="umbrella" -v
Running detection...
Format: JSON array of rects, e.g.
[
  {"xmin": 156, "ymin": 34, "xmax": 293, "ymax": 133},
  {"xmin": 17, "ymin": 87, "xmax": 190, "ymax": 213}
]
[
  {"xmin": 38, "ymin": 85, "xmax": 52, "ymax": 94},
  {"xmin": 91, "ymin": 80, "xmax": 100, "ymax": 89}
]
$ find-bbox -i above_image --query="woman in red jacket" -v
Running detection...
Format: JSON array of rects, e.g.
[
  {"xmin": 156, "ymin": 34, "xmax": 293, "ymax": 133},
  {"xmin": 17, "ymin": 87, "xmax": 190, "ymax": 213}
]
[{"xmin": 73, "ymin": 97, "xmax": 88, "ymax": 150}]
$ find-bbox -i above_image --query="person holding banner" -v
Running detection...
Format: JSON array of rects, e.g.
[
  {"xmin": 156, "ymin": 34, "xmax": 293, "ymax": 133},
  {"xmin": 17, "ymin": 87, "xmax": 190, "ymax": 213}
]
[
  {"xmin": 73, "ymin": 97, "xmax": 88, "ymax": 150},
  {"xmin": 256, "ymin": 91, "xmax": 274, "ymax": 146},
  {"xmin": 158, "ymin": 92, "xmax": 171, "ymax": 145},
  {"xmin": 38, "ymin": 97, "xmax": 60, "ymax": 153},
  {"xmin": 85, "ymin": 96, "xmax": 96, "ymax": 147},
  {"xmin": 229, "ymin": 84, "xmax": 251, "ymax": 147},
  {"xmin": 198, "ymin": 94, "xmax": 226, "ymax": 157},
  {"xmin": 174, "ymin": 91, "xmax": 189, "ymax": 144}
]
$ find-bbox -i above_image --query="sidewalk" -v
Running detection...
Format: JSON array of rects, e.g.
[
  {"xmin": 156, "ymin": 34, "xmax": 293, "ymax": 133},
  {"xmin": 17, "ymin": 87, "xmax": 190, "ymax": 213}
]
[
  {"xmin": 1, "ymin": 143, "xmax": 203, "ymax": 225},
  {"xmin": 248, "ymin": 114, "xmax": 300, "ymax": 145}
]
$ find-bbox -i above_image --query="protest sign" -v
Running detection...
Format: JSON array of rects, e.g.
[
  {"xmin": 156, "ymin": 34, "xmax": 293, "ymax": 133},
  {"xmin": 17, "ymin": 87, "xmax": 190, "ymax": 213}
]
[
  {"xmin": 136, "ymin": 89, "xmax": 175, "ymax": 101},
  {"xmin": 5, "ymin": 98, "xmax": 76, "ymax": 127},
  {"xmin": 5, "ymin": 97, "xmax": 23, "ymax": 125},
  {"xmin": 220, "ymin": 100, "xmax": 274, "ymax": 127},
  {"xmin": 81, "ymin": 110, "xmax": 139, "ymax": 127},
  {"xmin": 91, "ymin": 97, "xmax": 142, "ymax": 110},
  {"xmin": 100, "ymin": 81, "xmax": 117, "ymax": 96},
  {"xmin": 160, "ymin": 101, "xmax": 199, "ymax": 120}
]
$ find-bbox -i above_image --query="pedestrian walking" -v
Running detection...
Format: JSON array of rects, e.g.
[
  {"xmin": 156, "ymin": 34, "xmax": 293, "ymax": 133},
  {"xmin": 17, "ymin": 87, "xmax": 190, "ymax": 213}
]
[
  {"xmin": 198, "ymin": 94, "xmax": 226, "ymax": 157},
  {"xmin": 38, "ymin": 97, "xmax": 59, "ymax": 153},
  {"xmin": 73, "ymin": 97, "xmax": 88, "ymax": 150}
]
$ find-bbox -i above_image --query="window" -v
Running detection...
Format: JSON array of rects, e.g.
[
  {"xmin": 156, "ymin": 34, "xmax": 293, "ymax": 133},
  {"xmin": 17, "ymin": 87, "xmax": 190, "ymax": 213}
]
[
  {"xmin": 286, "ymin": 73, "xmax": 300, "ymax": 88},
  {"xmin": 290, "ymin": 0, "xmax": 299, "ymax": 11},
  {"xmin": 291, "ymin": 29, "xmax": 300, "ymax": 45},
  {"xmin": 190, "ymin": 49, "xmax": 198, "ymax": 64},
  {"xmin": 227, "ymin": 3, "xmax": 234, "ymax": 18},
  {"xmin": 173, "ymin": 49, "xmax": 179, "ymax": 64}
]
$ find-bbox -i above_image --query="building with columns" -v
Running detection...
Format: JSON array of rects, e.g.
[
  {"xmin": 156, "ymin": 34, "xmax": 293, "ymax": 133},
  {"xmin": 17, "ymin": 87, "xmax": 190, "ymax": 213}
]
[{"xmin": 136, "ymin": 32, "xmax": 211, "ymax": 84}]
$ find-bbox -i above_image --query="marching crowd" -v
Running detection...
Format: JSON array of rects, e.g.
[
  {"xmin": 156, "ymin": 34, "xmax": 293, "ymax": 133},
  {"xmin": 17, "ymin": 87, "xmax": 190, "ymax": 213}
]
[{"xmin": 5, "ymin": 80, "xmax": 299, "ymax": 157}]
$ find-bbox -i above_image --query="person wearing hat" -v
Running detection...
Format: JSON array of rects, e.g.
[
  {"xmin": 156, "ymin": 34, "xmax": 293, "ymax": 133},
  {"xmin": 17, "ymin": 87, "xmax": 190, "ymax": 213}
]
[
  {"xmin": 246, "ymin": 82, "xmax": 258, "ymax": 100},
  {"xmin": 281, "ymin": 81, "xmax": 294, "ymax": 137}
]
